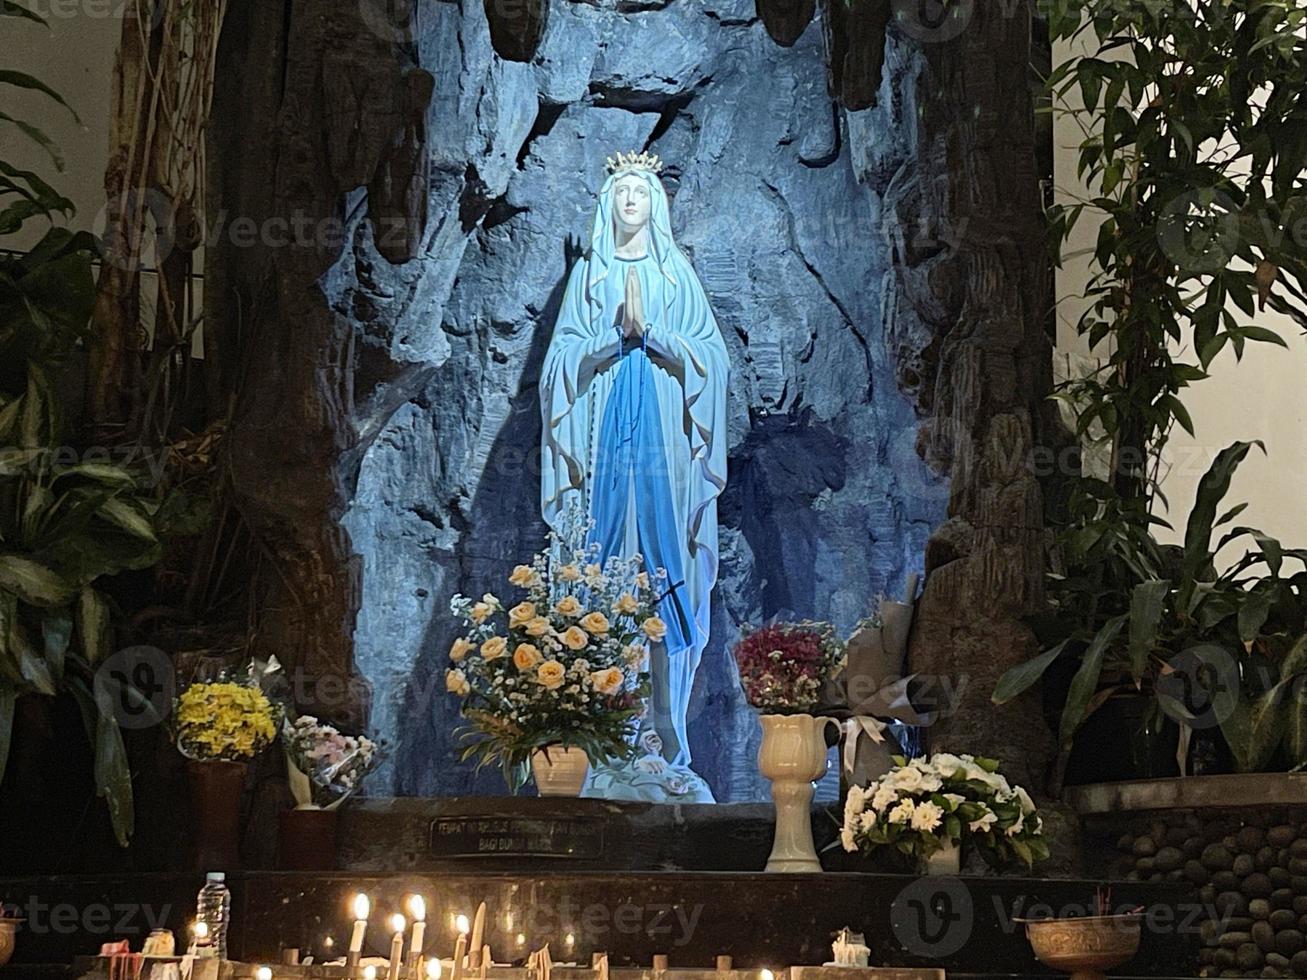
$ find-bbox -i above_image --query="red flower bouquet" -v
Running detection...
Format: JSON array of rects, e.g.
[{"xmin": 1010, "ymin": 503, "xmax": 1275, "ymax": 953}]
[{"xmin": 733, "ymin": 620, "xmax": 845, "ymax": 713}]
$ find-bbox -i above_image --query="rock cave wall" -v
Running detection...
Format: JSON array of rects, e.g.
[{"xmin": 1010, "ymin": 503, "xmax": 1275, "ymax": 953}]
[{"xmin": 338, "ymin": 0, "xmax": 945, "ymax": 799}]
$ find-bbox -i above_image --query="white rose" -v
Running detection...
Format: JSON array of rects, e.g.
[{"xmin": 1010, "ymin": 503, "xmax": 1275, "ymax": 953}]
[{"xmin": 871, "ymin": 785, "xmax": 899, "ymax": 813}]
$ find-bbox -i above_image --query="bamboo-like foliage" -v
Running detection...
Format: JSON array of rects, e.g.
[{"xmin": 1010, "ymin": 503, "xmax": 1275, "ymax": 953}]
[{"xmin": 88, "ymin": 0, "xmax": 228, "ymax": 448}]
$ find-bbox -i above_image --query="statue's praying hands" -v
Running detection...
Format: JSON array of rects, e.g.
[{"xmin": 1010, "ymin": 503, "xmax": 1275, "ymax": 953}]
[{"xmin": 622, "ymin": 265, "xmax": 645, "ymax": 340}]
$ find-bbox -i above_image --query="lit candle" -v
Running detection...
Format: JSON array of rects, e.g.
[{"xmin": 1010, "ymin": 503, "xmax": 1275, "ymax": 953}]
[
  {"xmin": 364, "ymin": 967, "xmax": 378, "ymax": 980},
  {"xmin": 454, "ymin": 914, "xmax": 470, "ymax": 936},
  {"xmin": 192, "ymin": 920, "xmax": 211, "ymax": 956},
  {"xmin": 350, "ymin": 894, "xmax": 372, "ymax": 954},
  {"xmin": 408, "ymin": 895, "xmax": 427, "ymax": 957},
  {"xmin": 388, "ymin": 914, "xmax": 407, "ymax": 980},
  {"xmin": 427, "ymin": 959, "xmax": 444, "ymax": 980},
  {"xmin": 760, "ymin": 970, "xmax": 776, "ymax": 980},
  {"xmin": 256, "ymin": 968, "xmax": 273, "ymax": 980}
]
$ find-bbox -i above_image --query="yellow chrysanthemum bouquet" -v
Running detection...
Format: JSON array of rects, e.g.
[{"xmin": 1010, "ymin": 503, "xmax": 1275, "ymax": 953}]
[
  {"xmin": 447, "ymin": 510, "xmax": 658, "ymax": 789},
  {"xmin": 175, "ymin": 679, "xmax": 279, "ymax": 762}
]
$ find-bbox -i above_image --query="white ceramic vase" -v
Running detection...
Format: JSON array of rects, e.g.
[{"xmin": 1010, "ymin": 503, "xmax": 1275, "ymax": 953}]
[
  {"xmin": 758, "ymin": 713, "xmax": 837, "ymax": 872},
  {"xmin": 924, "ymin": 838, "xmax": 961, "ymax": 875},
  {"xmin": 530, "ymin": 745, "xmax": 590, "ymax": 797}
]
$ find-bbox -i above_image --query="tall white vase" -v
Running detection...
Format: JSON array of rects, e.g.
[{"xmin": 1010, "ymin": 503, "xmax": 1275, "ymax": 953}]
[{"xmin": 758, "ymin": 713, "xmax": 837, "ymax": 872}]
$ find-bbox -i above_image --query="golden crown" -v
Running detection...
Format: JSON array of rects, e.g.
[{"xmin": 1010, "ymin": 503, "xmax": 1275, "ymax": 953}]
[{"xmin": 605, "ymin": 150, "xmax": 664, "ymax": 176}]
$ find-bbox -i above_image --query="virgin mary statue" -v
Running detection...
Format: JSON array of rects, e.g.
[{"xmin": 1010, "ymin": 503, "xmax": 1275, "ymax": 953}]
[{"xmin": 539, "ymin": 151, "xmax": 728, "ymax": 803}]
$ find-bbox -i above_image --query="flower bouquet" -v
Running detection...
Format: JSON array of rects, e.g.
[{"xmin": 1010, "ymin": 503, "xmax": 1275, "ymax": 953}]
[
  {"xmin": 173, "ymin": 672, "xmax": 281, "ymax": 868},
  {"xmin": 446, "ymin": 514, "xmax": 657, "ymax": 792},
  {"xmin": 733, "ymin": 620, "xmax": 846, "ymax": 713},
  {"xmin": 282, "ymin": 715, "xmax": 380, "ymax": 810},
  {"xmin": 174, "ymin": 678, "xmax": 279, "ymax": 762},
  {"xmin": 840, "ymin": 753, "xmax": 1049, "ymax": 873}
]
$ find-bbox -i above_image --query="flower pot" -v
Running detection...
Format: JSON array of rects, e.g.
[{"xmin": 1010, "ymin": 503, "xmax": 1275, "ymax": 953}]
[
  {"xmin": 278, "ymin": 806, "xmax": 339, "ymax": 870},
  {"xmin": 1018, "ymin": 914, "xmax": 1142, "ymax": 980},
  {"xmin": 531, "ymin": 745, "xmax": 590, "ymax": 796},
  {"xmin": 758, "ymin": 713, "xmax": 837, "ymax": 872},
  {"xmin": 0, "ymin": 919, "xmax": 21, "ymax": 966},
  {"xmin": 923, "ymin": 839, "xmax": 961, "ymax": 875},
  {"xmin": 187, "ymin": 760, "xmax": 247, "ymax": 870},
  {"xmin": 1063, "ymin": 694, "xmax": 1178, "ymax": 785}
]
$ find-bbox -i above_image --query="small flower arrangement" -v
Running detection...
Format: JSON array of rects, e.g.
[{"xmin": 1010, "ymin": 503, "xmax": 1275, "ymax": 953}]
[
  {"xmin": 282, "ymin": 715, "xmax": 381, "ymax": 809},
  {"xmin": 840, "ymin": 753, "xmax": 1049, "ymax": 871},
  {"xmin": 446, "ymin": 509, "xmax": 656, "ymax": 789},
  {"xmin": 733, "ymin": 620, "xmax": 845, "ymax": 713},
  {"xmin": 174, "ymin": 678, "xmax": 279, "ymax": 762}
]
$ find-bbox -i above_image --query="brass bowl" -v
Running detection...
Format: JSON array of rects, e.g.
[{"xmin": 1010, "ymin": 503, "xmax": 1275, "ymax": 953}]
[
  {"xmin": 0, "ymin": 919, "xmax": 22, "ymax": 966},
  {"xmin": 1017, "ymin": 914, "xmax": 1142, "ymax": 980}
]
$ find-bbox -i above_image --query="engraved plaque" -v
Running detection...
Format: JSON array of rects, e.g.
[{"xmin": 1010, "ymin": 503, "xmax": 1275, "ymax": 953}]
[{"xmin": 429, "ymin": 815, "xmax": 605, "ymax": 859}]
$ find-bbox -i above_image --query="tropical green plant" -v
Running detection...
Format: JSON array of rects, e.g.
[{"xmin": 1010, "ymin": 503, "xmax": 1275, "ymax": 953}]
[
  {"xmin": 1045, "ymin": 0, "xmax": 1307, "ymax": 501},
  {"xmin": 0, "ymin": 0, "xmax": 166, "ymax": 846},
  {"xmin": 995, "ymin": 442, "xmax": 1307, "ymax": 774}
]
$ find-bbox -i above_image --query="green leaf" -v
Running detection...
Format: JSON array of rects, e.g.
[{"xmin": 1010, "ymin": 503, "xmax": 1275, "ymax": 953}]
[
  {"xmin": 96, "ymin": 498, "xmax": 156, "ymax": 542},
  {"xmin": 94, "ymin": 712, "xmax": 134, "ymax": 847},
  {"xmin": 1128, "ymin": 580, "xmax": 1170, "ymax": 680},
  {"xmin": 77, "ymin": 588, "xmax": 110, "ymax": 666},
  {"xmin": 12, "ymin": 620, "xmax": 54, "ymax": 695},
  {"xmin": 1181, "ymin": 442, "xmax": 1263, "ymax": 600},
  {"xmin": 0, "ymin": 1, "xmax": 48, "ymax": 25},
  {"xmin": 993, "ymin": 638, "xmax": 1070, "ymax": 705},
  {"xmin": 1237, "ymin": 592, "xmax": 1273, "ymax": 646},
  {"xmin": 41, "ymin": 607, "xmax": 71, "ymax": 683},
  {"xmin": 0, "ymin": 554, "xmax": 75, "ymax": 606},
  {"xmin": 0, "ymin": 682, "xmax": 13, "ymax": 785},
  {"xmin": 0, "ymin": 70, "xmax": 80, "ymax": 122},
  {"xmin": 0, "ymin": 112, "xmax": 62, "ymax": 170},
  {"xmin": 1061, "ymin": 616, "xmax": 1127, "ymax": 745}
]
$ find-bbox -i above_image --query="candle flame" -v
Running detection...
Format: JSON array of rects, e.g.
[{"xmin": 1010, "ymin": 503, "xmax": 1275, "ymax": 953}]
[
  {"xmin": 391, "ymin": 913, "xmax": 407, "ymax": 934},
  {"xmin": 455, "ymin": 914, "xmax": 470, "ymax": 934},
  {"xmin": 760, "ymin": 970, "xmax": 775, "ymax": 980},
  {"xmin": 427, "ymin": 959, "xmax": 444, "ymax": 980},
  {"xmin": 256, "ymin": 968, "xmax": 273, "ymax": 980},
  {"xmin": 364, "ymin": 967, "xmax": 378, "ymax": 980},
  {"xmin": 408, "ymin": 895, "xmax": 427, "ymax": 922},
  {"xmin": 353, "ymin": 893, "xmax": 372, "ymax": 921},
  {"xmin": 193, "ymin": 921, "xmax": 209, "ymax": 940}
]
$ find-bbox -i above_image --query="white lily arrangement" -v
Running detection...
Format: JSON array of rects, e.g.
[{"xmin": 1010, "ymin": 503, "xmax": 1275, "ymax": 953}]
[
  {"xmin": 446, "ymin": 509, "xmax": 658, "ymax": 790},
  {"xmin": 840, "ymin": 753, "xmax": 1049, "ymax": 871}
]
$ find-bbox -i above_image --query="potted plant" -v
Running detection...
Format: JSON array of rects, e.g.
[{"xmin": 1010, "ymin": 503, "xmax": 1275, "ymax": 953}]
[
  {"xmin": 173, "ymin": 671, "xmax": 279, "ymax": 868},
  {"xmin": 996, "ymin": 443, "xmax": 1307, "ymax": 784},
  {"xmin": 279, "ymin": 715, "xmax": 380, "ymax": 869},
  {"xmin": 840, "ymin": 753, "xmax": 1048, "ymax": 875},
  {"xmin": 733, "ymin": 620, "xmax": 846, "ymax": 872},
  {"xmin": 445, "ymin": 509, "xmax": 654, "ymax": 795}
]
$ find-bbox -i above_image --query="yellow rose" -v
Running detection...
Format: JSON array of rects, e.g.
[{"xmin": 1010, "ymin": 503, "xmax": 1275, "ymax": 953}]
[
  {"xmin": 513, "ymin": 643, "xmax": 542, "ymax": 670},
  {"xmin": 559, "ymin": 563, "xmax": 582, "ymax": 582},
  {"xmin": 642, "ymin": 616, "xmax": 667, "ymax": 642},
  {"xmin": 509, "ymin": 564, "xmax": 538, "ymax": 587},
  {"xmin": 481, "ymin": 636, "xmax": 508, "ymax": 660},
  {"xmin": 562, "ymin": 626, "xmax": 589, "ymax": 650},
  {"xmin": 579, "ymin": 611, "xmax": 610, "ymax": 635},
  {"xmin": 536, "ymin": 660, "xmax": 566, "ymax": 689},
  {"xmin": 508, "ymin": 601, "xmax": 537, "ymax": 627},
  {"xmin": 470, "ymin": 602, "xmax": 493, "ymax": 624},
  {"xmin": 524, "ymin": 616, "xmax": 550, "ymax": 637},
  {"xmin": 614, "ymin": 593, "xmax": 639, "ymax": 615},
  {"xmin": 450, "ymin": 637, "xmax": 474, "ymax": 662},
  {"xmin": 555, "ymin": 595, "xmax": 582, "ymax": 617},
  {"xmin": 589, "ymin": 667, "xmax": 624, "ymax": 695},
  {"xmin": 445, "ymin": 669, "xmax": 470, "ymax": 696}
]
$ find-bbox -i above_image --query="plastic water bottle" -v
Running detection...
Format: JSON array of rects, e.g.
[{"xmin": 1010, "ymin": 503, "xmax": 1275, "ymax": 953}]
[{"xmin": 196, "ymin": 871, "xmax": 231, "ymax": 959}]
